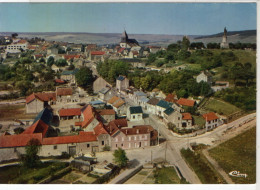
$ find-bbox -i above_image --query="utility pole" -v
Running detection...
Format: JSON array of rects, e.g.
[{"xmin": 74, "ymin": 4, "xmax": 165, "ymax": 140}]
[
  {"xmin": 151, "ymin": 150, "xmax": 153, "ymax": 163},
  {"xmin": 165, "ymin": 141, "xmax": 167, "ymax": 163}
]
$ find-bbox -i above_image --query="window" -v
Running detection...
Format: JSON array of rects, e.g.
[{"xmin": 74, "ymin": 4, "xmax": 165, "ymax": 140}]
[
  {"xmin": 178, "ymin": 117, "xmax": 180, "ymax": 120},
  {"xmin": 134, "ymin": 136, "xmax": 137, "ymax": 140},
  {"xmin": 87, "ymin": 144, "xmax": 90, "ymax": 148},
  {"xmin": 122, "ymin": 137, "xmax": 124, "ymax": 141},
  {"xmin": 129, "ymin": 137, "xmax": 131, "ymax": 141},
  {"xmin": 133, "ymin": 115, "xmax": 135, "ymax": 119},
  {"xmin": 102, "ymin": 141, "xmax": 104, "ymax": 145},
  {"xmin": 121, "ymin": 144, "xmax": 123, "ymax": 147},
  {"xmin": 115, "ymin": 138, "xmax": 118, "ymax": 142},
  {"xmin": 53, "ymin": 145, "xmax": 57, "ymax": 150},
  {"xmin": 116, "ymin": 144, "xmax": 118, "ymax": 147},
  {"xmin": 14, "ymin": 147, "xmax": 17, "ymax": 152}
]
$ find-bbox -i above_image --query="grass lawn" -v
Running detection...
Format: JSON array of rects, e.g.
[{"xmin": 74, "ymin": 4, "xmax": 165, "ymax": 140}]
[
  {"xmin": 154, "ymin": 167, "xmax": 189, "ymax": 184},
  {"xmin": 193, "ymin": 115, "xmax": 205, "ymax": 128},
  {"xmin": 0, "ymin": 103, "xmax": 37, "ymax": 121},
  {"xmin": 202, "ymin": 98, "xmax": 241, "ymax": 116},
  {"xmin": 181, "ymin": 148, "xmax": 226, "ymax": 184},
  {"xmin": 0, "ymin": 162, "xmax": 69, "ymax": 184},
  {"xmin": 186, "ymin": 64, "xmax": 201, "ymax": 71},
  {"xmin": 209, "ymin": 126, "xmax": 256, "ymax": 184},
  {"xmin": 61, "ymin": 171, "xmax": 82, "ymax": 183}
]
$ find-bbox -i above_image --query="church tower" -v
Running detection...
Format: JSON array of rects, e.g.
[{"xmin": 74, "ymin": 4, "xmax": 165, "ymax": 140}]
[
  {"xmin": 220, "ymin": 27, "xmax": 229, "ymax": 48},
  {"xmin": 121, "ymin": 30, "xmax": 128, "ymax": 43}
]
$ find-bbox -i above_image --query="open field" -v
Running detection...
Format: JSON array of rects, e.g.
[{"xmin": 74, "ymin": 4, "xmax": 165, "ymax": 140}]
[
  {"xmin": 201, "ymin": 98, "xmax": 241, "ymax": 116},
  {"xmin": 181, "ymin": 148, "xmax": 226, "ymax": 184},
  {"xmin": 124, "ymin": 169, "xmax": 154, "ymax": 184},
  {"xmin": 209, "ymin": 126, "xmax": 256, "ymax": 184},
  {"xmin": 0, "ymin": 162, "xmax": 69, "ymax": 184},
  {"xmin": 0, "ymin": 103, "xmax": 36, "ymax": 121}
]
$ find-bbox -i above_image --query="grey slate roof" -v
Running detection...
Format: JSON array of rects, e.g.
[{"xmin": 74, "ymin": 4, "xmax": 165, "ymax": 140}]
[
  {"xmin": 117, "ymin": 76, "xmax": 125, "ymax": 81},
  {"xmin": 99, "ymin": 87, "xmax": 110, "ymax": 95},
  {"xmin": 157, "ymin": 100, "xmax": 173, "ymax": 109},
  {"xmin": 129, "ymin": 106, "xmax": 143, "ymax": 114},
  {"xmin": 140, "ymin": 97, "xmax": 149, "ymax": 103},
  {"xmin": 61, "ymin": 68, "xmax": 79, "ymax": 75},
  {"xmin": 134, "ymin": 91, "xmax": 147, "ymax": 97},
  {"xmin": 147, "ymin": 98, "xmax": 160, "ymax": 105},
  {"xmin": 164, "ymin": 107, "xmax": 174, "ymax": 116},
  {"xmin": 33, "ymin": 108, "xmax": 53, "ymax": 125}
]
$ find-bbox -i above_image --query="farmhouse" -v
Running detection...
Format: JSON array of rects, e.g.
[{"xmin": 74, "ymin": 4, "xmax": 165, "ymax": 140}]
[{"xmin": 203, "ymin": 112, "xmax": 222, "ymax": 130}]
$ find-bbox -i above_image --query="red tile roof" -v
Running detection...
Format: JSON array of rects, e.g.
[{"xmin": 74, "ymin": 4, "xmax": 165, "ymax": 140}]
[
  {"xmin": 118, "ymin": 48, "xmax": 125, "ymax": 53},
  {"xmin": 42, "ymin": 132, "xmax": 97, "ymax": 145},
  {"xmin": 54, "ymin": 79, "xmax": 65, "ymax": 84},
  {"xmin": 17, "ymin": 39, "xmax": 27, "ymax": 44},
  {"xmin": 105, "ymin": 120, "xmax": 120, "ymax": 136},
  {"xmin": 165, "ymin": 94, "xmax": 178, "ymax": 103},
  {"xmin": 94, "ymin": 122, "xmax": 108, "ymax": 135},
  {"xmin": 96, "ymin": 109, "xmax": 116, "ymax": 115},
  {"xmin": 81, "ymin": 105, "xmax": 101, "ymax": 128},
  {"xmin": 121, "ymin": 127, "xmax": 150, "ymax": 135},
  {"xmin": 26, "ymin": 92, "xmax": 56, "ymax": 104},
  {"xmin": 113, "ymin": 119, "xmax": 128, "ymax": 128},
  {"xmin": 108, "ymin": 96, "xmax": 120, "ymax": 104},
  {"xmin": 203, "ymin": 112, "xmax": 219, "ymax": 121},
  {"xmin": 177, "ymin": 98, "xmax": 195, "ymax": 107},
  {"xmin": 91, "ymin": 51, "xmax": 105, "ymax": 56},
  {"xmin": 34, "ymin": 54, "xmax": 43, "ymax": 58},
  {"xmin": 182, "ymin": 113, "xmax": 192, "ymax": 120},
  {"xmin": 0, "ymin": 133, "xmax": 42, "ymax": 148},
  {"xmin": 59, "ymin": 108, "xmax": 81, "ymax": 117},
  {"xmin": 63, "ymin": 54, "xmax": 80, "ymax": 60},
  {"xmin": 113, "ymin": 99, "xmax": 125, "ymax": 108},
  {"xmin": 56, "ymin": 88, "xmax": 73, "ymax": 96},
  {"xmin": 22, "ymin": 120, "xmax": 49, "ymax": 137}
]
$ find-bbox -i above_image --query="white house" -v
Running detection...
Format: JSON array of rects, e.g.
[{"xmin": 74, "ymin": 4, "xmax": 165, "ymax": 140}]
[{"xmin": 127, "ymin": 106, "xmax": 143, "ymax": 122}]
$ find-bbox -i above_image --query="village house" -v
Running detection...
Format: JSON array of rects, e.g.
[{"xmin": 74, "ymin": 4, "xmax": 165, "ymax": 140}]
[
  {"xmin": 133, "ymin": 91, "xmax": 147, "ymax": 105},
  {"xmin": 51, "ymin": 64, "xmax": 62, "ymax": 73},
  {"xmin": 127, "ymin": 106, "xmax": 143, "ymax": 122},
  {"xmin": 56, "ymin": 87, "xmax": 74, "ymax": 103},
  {"xmin": 60, "ymin": 69, "xmax": 79, "ymax": 85},
  {"xmin": 139, "ymin": 97, "xmax": 149, "ymax": 110},
  {"xmin": 163, "ymin": 109, "xmax": 193, "ymax": 129},
  {"xmin": 165, "ymin": 93, "xmax": 178, "ymax": 103},
  {"xmin": 203, "ymin": 112, "xmax": 222, "ymax": 131},
  {"xmin": 177, "ymin": 98, "xmax": 196, "ymax": 108},
  {"xmin": 96, "ymin": 109, "xmax": 116, "ymax": 123},
  {"xmin": 26, "ymin": 92, "xmax": 56, "ymax": 114},
  {"xmin": 93, "ymin": 77, "xmax": 112, "ymax": 94},
  {"xmin": 196, "ymin": 70, "xmax": 213, "ymax": 85},
  {"xmin": 89, "ymin": 100, "xmax": 106, "ymax": 109},
  {"xmin": 47, "ymin": 47, "xmax": 58, "ymax": 55},
  {"xmin": 146, "ymin": 98, "xmax": 160, "ymax": 115},
  {"xmin": 59, "ymin": 108, "xmax": 81, "ymax": 120},
  {"xmin": 6, "ymin": 39, "xmax": 28, "ymax": 53},
  {"xmin": 116, "ymin": 75, "xmax": 129, "ymax": 92},
  {"xmin": 89, "ymin": 51, "xmax": 106, "ymax": 62},
  {"xmin": 107, "ymin": 96, "xmax": 127, "ymax": 115},
  {"xmin": 98, "ymin": 87, "xmax": 113, "ymax": 101},
  {"xmin": 156, "ymin": 100, "xmax": 173, "ymax": 117}
]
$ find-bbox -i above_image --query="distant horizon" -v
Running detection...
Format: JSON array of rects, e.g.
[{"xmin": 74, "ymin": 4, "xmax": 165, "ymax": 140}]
[
  {"xmin": 0, "ymin": 3, "xmax": 256, "ymax": 35},
  {"xmin": 0, "ymin": 29, "xmax": 257, "ymax": 37}
]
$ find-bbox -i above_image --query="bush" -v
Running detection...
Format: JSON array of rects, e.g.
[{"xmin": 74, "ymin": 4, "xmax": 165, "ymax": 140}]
[{"xmin": 103, "ymin": 145, "xmax": 111, "ymax": 151}]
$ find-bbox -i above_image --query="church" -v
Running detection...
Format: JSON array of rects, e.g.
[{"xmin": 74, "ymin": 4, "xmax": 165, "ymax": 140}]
[
  {"xmin": 120, "ymin": 30, "xmax": 140, "ymax": 48},
  {"xmin": 220, "ymin": 27, "xmax": 229, "ymax": 49}
]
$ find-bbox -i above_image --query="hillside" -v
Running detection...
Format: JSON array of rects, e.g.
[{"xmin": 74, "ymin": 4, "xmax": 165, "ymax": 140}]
[{"xmin": 0, "ymin": 30, "xmax": 256, "ymax": 46}]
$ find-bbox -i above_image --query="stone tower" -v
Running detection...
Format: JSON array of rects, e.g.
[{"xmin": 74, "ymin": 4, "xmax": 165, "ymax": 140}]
[
  {"xmin": 121, "ymin": 30, "xmax": 128, "ymax": 43},
  {"xmin": 220, "ymin": 27, "xmax": 229, "ymax": 49}
]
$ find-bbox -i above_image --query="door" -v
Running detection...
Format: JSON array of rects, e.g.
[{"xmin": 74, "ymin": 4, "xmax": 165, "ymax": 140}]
[{"xmin": 69, "ymin": 146, "xmax": 76, "ymax": 156}]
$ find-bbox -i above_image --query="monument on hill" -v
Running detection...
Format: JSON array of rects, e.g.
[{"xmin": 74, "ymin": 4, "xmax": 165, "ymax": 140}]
[{"xmin": 220, "ymin": 27, "xmax": 229, "ymax": 49}]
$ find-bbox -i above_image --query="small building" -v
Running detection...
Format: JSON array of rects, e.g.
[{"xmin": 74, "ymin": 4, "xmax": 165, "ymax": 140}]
[
  {"xmin": 177, "ymin": 98, "xmax": 196, "ymax": 108},
  {"xmin": 6, "ymin": 39, "xmax": 28, "ymax": 53},
  {"xmin": 56, "ymin": 87, "xmax": 74, "ymax": 103},
  {"xmin": 107, "ymin": 96, "xmax": 126, "ymax": 115},
  {"xmin": 93, "ymin": 77, "xmax": 111, "ymax": 94},
  {"xmin": 89, "ymin": 100, "xmax": 106, "ymax": 109},
  {"xmin": 26, "ymin": 92, "xmax": 56, "ymax": 114},
  {"xmin": 127, "ymin": 106, "xmax": 143, "ymax": 122},
  {"xmin": 133, "ymin": 91, "xmax": 147, "ymax": 105},
  {"xmin": 196, "ymin": 70, "xmax": 213, "ymax": 85},
  {"xmin": 116, "ymin": 75, "xmax": 129, "ymax": 92},
  {"xmin": 60, "ymin": 69, "xmax": 79, "ymax": 85},
  {"xmin": 165, "ymin": 93, "xmax": 178, "ymax": 103},
  {"xmin": 211, "ymin": 81, "xmax": 229, "ymax": 92},
  {"xmin": 98, "ymin": 87, "xmax": 113, "ymax": 101},
  {"xmin": 203, "ymin": 112, "xmax": 221, "ymax": 131},
  {"xmin": 59, "ymin": 108, "xmax": 81, "ymax": 120},
  {"xmin": 90, "ymin": 51, "xmax": 106, "ymax": 61},
  {"xmin": 146, "ymin": 98, "xmax": 160, "ymax": 115},
  {"xmin": 96, "ymin": 109, "xmax": 116, "ymax": 123},
  {"xmin": 156, "ymin": 100, "xmax": 173, "ymax": 117}
]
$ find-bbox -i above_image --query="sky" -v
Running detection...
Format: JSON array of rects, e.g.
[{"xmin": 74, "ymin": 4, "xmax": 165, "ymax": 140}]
[{"xmin": 0, "ymin": 3, "xmax": 256, "ymax": 35}]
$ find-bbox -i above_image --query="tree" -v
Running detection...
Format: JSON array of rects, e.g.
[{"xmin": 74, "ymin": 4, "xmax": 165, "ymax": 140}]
[
  {"xmin": 75, "ymin": 67, "xmax": 94, "ymax": 90},
  {"xmin": 22, "ymin": 138, "xmax": 41, "ymax": 168},
  {"xmin": 47, "ymin": 56, "xmax": 55, "ymax": 67},
  {"xmin": 113, "ymin": 148, "xmax": 128, "ymax": 168},
  {"xmin": 182, "ymin": 36, "xmax": 190, "ymax": 50},
  {"xmin": 147, "ymin": 53, "xmax": 156, "ymax": 63},
  {"xmin": 55, "ymin": 59, "xmax": 67, "ymax": 67}
]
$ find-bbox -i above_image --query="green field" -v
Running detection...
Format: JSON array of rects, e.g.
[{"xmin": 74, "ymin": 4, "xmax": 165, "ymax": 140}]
[
  {"xmin": 154, "ymin": 167, "xmax": 189, "ymax": 184},
  {"xmin": 209, "ymin": 127, "xmax": 256, "ymax": 184},
  {"xmin": 0, "ymin": 162, "xmax": 69, "ymax": 184},
  {"xmin": 202, "ymin": 98, "xmax": 241, "ymax": 115},
  {"xmin": 181, "ymin": 148, "xmax": 226, "ymax": 184}
]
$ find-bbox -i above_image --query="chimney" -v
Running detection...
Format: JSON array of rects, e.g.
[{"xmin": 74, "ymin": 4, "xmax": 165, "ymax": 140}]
[{"xmin": 136, "ymin": 129, "xmax": 139, "ymax": 134}]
